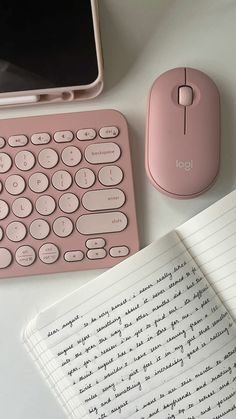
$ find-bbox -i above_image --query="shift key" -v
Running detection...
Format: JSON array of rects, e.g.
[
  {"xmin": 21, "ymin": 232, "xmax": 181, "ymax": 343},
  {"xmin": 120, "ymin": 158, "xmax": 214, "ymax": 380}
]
[{"xmin": 76, "ymin": 212, "xmax": 128, "ymax": 235}]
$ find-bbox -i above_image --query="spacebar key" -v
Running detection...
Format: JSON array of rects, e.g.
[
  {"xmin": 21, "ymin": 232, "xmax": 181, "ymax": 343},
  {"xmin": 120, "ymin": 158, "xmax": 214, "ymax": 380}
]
[{"xmin": 76, "ymin": 212, "xmax": 128, "ymax": 235}]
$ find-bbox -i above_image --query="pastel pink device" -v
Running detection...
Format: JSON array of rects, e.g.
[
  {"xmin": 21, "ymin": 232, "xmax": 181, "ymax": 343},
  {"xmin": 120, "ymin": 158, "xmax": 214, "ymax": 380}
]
[
  {"xmin": 0, "ymin": 110, "xmax": 139, "ymax": 278},
  {"xmin": 146, "ymin": 67, "xmax": 220, "ymax": 198}
]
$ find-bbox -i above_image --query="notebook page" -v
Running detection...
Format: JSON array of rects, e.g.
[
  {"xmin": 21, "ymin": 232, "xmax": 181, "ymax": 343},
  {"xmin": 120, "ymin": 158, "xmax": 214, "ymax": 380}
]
[
  {"xmin": 25, "ymin": 232, "xmax": 236, "ymax": 419},
  {"xmin": 177, "ymin": 189, "xmax": 236, "ymax": 321}
]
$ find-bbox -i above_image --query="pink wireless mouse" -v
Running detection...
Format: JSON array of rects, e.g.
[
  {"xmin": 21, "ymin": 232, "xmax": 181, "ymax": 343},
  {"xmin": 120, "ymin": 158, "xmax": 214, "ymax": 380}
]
[{"xmin": 145, "ymin": 67, "xmax": 220, "ymax": 198}]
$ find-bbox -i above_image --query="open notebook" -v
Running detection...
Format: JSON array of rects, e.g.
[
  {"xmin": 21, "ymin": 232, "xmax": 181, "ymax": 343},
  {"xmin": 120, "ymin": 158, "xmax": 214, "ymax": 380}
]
[{"xmin": 24, "ymin": 190, "xmax": 236, "ymax": 419}]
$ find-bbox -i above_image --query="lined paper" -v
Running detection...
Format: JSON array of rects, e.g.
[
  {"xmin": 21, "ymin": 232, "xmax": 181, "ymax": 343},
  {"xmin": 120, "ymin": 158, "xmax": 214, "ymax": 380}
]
[
  {"xmin": 24, "ymin": 232, "xmax": 236, "ymax": 419},
  {"xmin": 177, "ymin": 190, "xmax": 236, "ymax": 321}
]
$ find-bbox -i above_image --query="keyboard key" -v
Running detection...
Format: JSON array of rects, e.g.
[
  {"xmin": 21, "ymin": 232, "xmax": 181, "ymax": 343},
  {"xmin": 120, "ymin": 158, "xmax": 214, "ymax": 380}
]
[
  {"xmin": 99, "ymin": 126, "xmax": 119, "ymax": 139},
  {"xmin": 85, "ymin": 142, "xmax": 121, "ymax": 164},
  {"xmin": 31, "ymin": 133, "xmax": 51, "ymax": 145},
  {"xmin": 5, "ymin": 175, "xmax": 26, "ymax": 195},
  {"xmin": 98, "ymin": 165, "xmax": 123, "ymax": 186},
  {"xmin": 6, "ymin": 221, "xmax": 27, "ymax": 242},
  {"xmin": 39, "ymin": 243, "xmax": 59, "ymax": 264},
  {"xmin": 0, "ymin": 248, "xmax": 12, "ymax": 269},
  {"xmin": 0, "ymin": 152, "xmax": 12, "ymax": 173},
  {"xmin": 87, "ymin": 248, "xmax": 106, "ymax": 260},
  {"xmin": 8, "ymin": 135, "xmax": 28, "ymax": 147},
  {"xmin": 86, "ymin": 238, "xmax": 106, "ymax": 249},
  {"xmin": 30, "ymin": 219, "xmax": 50, "ymax": 240},
  {"xmin": 28, "ymin": 172, "xmax": 49, "ymax": 193},
  {"xmin": 82, "ymin": 188, "xmax": 125, "ymax": 211},
  {"xmin": 15, "ymin": 150, "xmax": 35, "ymax": 171},
  {"xmin": 77, "ymin": 128, "xmax": 96, "ymax": 141},
  {"xmin": 64, "ymin": 250, "xmax": 84, "ymax": 262},
  {"xmin": 75, "ymin": 168, "xmax": 95, "ymax": 189},
  {"xmin": 109, "ymin": 246, "xmax": 129, "ymax": 257},
  {"xmin": 36, "ymin": 195, "xmax": 56, "ymax": 215},
  {"xmin": 15, "ymin": 246, "xmax": 36, "ymax": 266},
  {"xmin": 61, "ymin": 146, "xmax": 82, "ymax": 167},
  {"xmin": 53, "ymin": 217, "xmax": 73, "ymax": 237},
  {"xmin": 52, "ymin": 170, "xmax": 72, "ymax": 191},
  {"xmin": 12, "ymin": 197, "xmax": 33, "ymax": 218},
  {"xmin": 54, "ymin": 130, "xmax": 73, "ymax": 143},
  {"xmin": 59, "ymin": 193, "xmax": 79, "ymax": 213},
  {"xmin": 38, "ymin": 148, "xmax": 59, "ymax": 169},
  {"xmin": 0, "ymin": 137, "xmax": 5, "ymax": 148},
  {"xmin": 76, "ymin": 212, "xmax": 128, "ymax": 235},
  {"xmin": 0, "ymin": 200, "xmax": 9, "ymax": 220},
  {"xmin": 0, "ymin": 227, "xmax": 3, "ymax": 241}
]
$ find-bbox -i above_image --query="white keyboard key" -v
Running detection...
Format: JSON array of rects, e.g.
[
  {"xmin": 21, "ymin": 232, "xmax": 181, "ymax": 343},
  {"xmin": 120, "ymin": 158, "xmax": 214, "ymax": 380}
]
[
  {"xmin": 36, "ymin": 195, "xmax": 56, "ymax": 216},
  {"xmin": 28, "ymin": 172, "xmax": 49, "ymax": 193},
  {"xmin": 8, "ymin": 135, "xmax": 28, "ymax": 147},
  {"xmin": 12, "ymin": 197, "xmax": 33, "ymax": 218},
  {"xmin": 0, "ymin": 226, "xmax": 3, "ymax": 241},
  {"xmin": 64, "ymin": 250, "xmax": 84, "ymax": 262},
  {"xmin": 99, "ymin": 126, "xmax": 119, "ymax": 139},
  {"xmin": 98, "ymin": 165, "xmax": 123, "ymax": 186},
  {"xmin": 15, "ymin": 150, "xmax": 35, "ymax": 171},
  {"xmin": 38, "ymin": 148, "xmax": 59, "ymax": 169},
  {"xmin": 75, "ymin": 168, "xmax": 95, "ymax": 189},
  {"xmin": 30, "ymin": 219, "xmax": 50, "ymax": 240},
  {"xmin": 86, "ymin": 238, "xmax": 106, "ymax": 249},
  {"xmin": 0, "ymin": 137, "xmax": 5, "ymax": 148},
  {"xmin": 53, "ymin": 217, "xmax": 73, "ymax": 237},
  {"xmin": 85, "ymin": 142, "xmax": 121, "ymax": 164},
  {"xmin": 87, "ymin": 248, "xmax": 107, "ymax": 260},
  {"xmin": 61, "ymin": 146, "xmax": 82, "ymax": 167},
  {"xmin": 6, "ymin": 221, "xmax": 27, "ymax": 242},
  {"xmin": 76, "ymin": 212, "xmax": 128, "ymax": 235},
  {"xmin": 0, "ymin": 248, "xmax": 12, "ymax": 268},
  {"xmin": 0, "ymin": 200, "xmax": 9, "ymax": 220},
  {"xmin": 0, "ymin": 152, "xmax": 12, "ymax": 173},
  {"xmin": 39, "ymin": 243, "xmax": 59, "ymax": 264},
  {"xmin": 109, "ymin": 246, "xmax": 129, "ymax": 257},
  {"xmin": 77, "ymin": 128, "xmax": 96, "ymax": 141},
  {"xmin": 52, "ymin": 170, "xmax": 72, "ymax": 191},
  {"xmin": 15, "ymin": 246, "xmax": 36, "ymax": 266},
  {"xmin": 82, "ymin": 188, "xmax": 125, "ymax": 211},
  {"xmin": 59, "ymin": 193, "xmax": 79, "ymax": 213},
  {"xmin": 54, "ymin": 130, "xmax": 73, "ymax": 143},
  {"xmin": 5, "ymin": 175, "xmax": 26, "ymax": 195},
  {"xmin": 31, "ymin": 133, "xmax": 51, "ymax": 145}
]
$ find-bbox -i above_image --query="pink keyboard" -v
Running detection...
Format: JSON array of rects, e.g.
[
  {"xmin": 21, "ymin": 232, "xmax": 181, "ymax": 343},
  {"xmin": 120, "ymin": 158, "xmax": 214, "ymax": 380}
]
[{"xmin": 0, "ymin": 110, "xmax": 139, "ymax": 278}]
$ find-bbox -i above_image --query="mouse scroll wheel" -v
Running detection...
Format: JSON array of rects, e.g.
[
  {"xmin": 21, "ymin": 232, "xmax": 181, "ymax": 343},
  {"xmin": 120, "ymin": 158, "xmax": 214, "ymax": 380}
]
[{"xmin": 178, "ymin": 85, "xmax": 193, "ymax": 106}]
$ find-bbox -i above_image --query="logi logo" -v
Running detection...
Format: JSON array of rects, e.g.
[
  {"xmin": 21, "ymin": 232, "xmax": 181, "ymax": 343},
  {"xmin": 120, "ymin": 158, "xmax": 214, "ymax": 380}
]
[{"xmin": 176, "ymin": 160, "xmax": 193, "ymax": 171}]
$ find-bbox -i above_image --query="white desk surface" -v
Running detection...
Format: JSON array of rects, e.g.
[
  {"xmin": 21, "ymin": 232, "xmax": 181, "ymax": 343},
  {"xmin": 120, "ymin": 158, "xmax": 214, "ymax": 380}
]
[{"xmin": 1, "ymin": 1, "xmax": 236, "ymax": 417}]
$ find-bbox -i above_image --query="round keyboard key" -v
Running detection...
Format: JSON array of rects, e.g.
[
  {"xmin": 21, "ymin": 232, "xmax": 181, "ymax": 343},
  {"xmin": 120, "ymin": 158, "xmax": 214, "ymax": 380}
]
[
  {"xmin": 53, "ymin": 217, "xmax": 73, "ymax": 237},
  {"xmin": 59, "ymin": 193, "xmax": 79, "ymax": 213},
  {"xmin": 0, "ymin": 200, "xmax": 9, "ymax": 220},
  {"xmin": 0, "ymin": 137, "xmax": 6, "ymax": 148},
  {"xmin": 39, "ymin": 243, "xmax": 59, "ymax": 264},
  {"xmin": 8, "ymin": 135, "xmax": 28, "ymax": 147},
  {"xmin": 31, "ymin": 133, "xmax": 51, "ymax": 145},
  {"xmin": 87, "ymin": 248, "xmax": 107, "ymax": 260},
  {"xmin": 6, "ymin": 221, "xmax": 27, "ymax": 242},
  {"xmin": 109, "ymin": 246, "xmax": 129, "ymax": 257},
  {"xmin": 85, "ymin": 142, "xmax": 121, "ymax": 164},
  {"xmin": 5, "ymin": 174, "xmax": 26, "ymax": 195},
  {"xmin": 98, "ymin": 165, "xmax": 123, "ymax": 186},
  {"xmin": 15, "ymin": 246, "xmax": 36, "ymax": 267},
  {"xmin": 12, "ymin": 197, "xmax": 33, "ymax": 218},
  {"xmin": 0, "ymin": 248, "xmax": 12, "ymax": 269},
  {"xmin": 0, "ymin": 227, "xmax": 3, "ymax": 241},
  {"xmin": 64, "ymin": 250, "xmax": 84, "ymax": 262},
  {"xmin": 76, "ymin": 212, "xmax": 128, "ymax": 235},
  {"xmin": 99, "ymin": 126, "xmax": 119, "ymax": 139},
  {"xmin": 77, "ymin": 128, "xmax": 96, "ymax": 141},
  {"xmin": 28, "ymin": 172, "xmax": 49, "ymax": 193},
  {"xmin": 36, "ymin": 195, "xmax": 56, "ymax": 216},
  {"xmin": 75, "ymin": 168, "xmax": 95, "ymax": 189},
  {"xmin": 54, "ymin": 130, "xmax": 73, "ymax": 143},
  {"xmin": 52, "ymin": 170, "xmax": 72, "ymax": 191},
  {"xmin": 15, "ymin": 150, "xmax": 35, "ymax": 171},
  {"xmin": 82, "ymin": 189, "xmax": 125, "ymax": 211},
  {"xmin": 0, "ymin": 152, "xmax": 12, "ymax": 173},
  {"xmin": 38, "ymin": 148, "xmax": 59, "ymax": 169},
  {"xmin": 61, "ymin": 146, "xmax": 82, "ymax": 167},
  {"xmin": 86, "ymin": 238, "xmax": 106, "ymax": 249},
  {"xmin": 30, "ymin": 219, "xmax": 50, "ymax": 240}
]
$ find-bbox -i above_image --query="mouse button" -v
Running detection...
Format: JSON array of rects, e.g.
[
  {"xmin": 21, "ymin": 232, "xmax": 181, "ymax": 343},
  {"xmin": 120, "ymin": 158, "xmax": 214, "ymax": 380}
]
[{"xmin": 178, "ymin": 86, "xmax": 193, "ymax": 106}]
